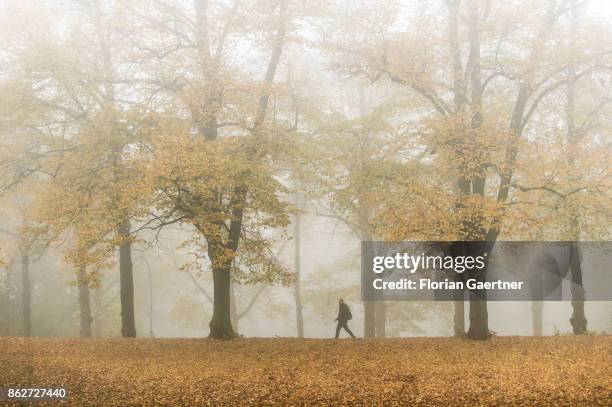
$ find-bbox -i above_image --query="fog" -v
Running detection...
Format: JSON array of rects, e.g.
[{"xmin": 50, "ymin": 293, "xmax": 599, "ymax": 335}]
[
  {"xmin": 0, "ymin": 0, "xmax": 610, "ymax": 340},
  {"xmin": 2, "ymin": 210, "xmax": 610, "ymax": 338}
]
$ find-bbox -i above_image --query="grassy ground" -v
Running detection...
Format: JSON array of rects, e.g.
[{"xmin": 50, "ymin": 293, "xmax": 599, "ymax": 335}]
[{"xmin": 1, "ymin": 335, "xmax": 611, "ymax": 406}]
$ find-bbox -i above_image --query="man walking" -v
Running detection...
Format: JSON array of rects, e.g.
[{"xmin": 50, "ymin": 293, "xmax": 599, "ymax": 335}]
[{"xmin": 334, "ymin": 299, "xmax": 356, "ymax": 338}]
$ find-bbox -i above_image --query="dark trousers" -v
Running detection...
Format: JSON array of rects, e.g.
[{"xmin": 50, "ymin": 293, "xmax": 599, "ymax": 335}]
[{"xmin": 335, "ymin": 320, "xmax": 355, "ymax": 338}]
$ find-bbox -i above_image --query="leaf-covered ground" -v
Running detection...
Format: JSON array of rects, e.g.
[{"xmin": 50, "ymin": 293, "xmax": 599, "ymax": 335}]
[{"xmin": 1, "ymin": 335, "xmax": 610, "ymax": 406}]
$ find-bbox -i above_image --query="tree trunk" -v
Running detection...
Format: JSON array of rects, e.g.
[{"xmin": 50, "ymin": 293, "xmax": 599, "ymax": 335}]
[
  {"xmin": 209, "ymin": 263, "xmax": 235, "ymax": 339},
  {"xmin": 92, "ymin": 1, "xmax": 136, "ymax": 338},
  {"xmin": 77, "ymin": 266, "xmax": 92, "ymax": 337},
  {"xmin": 360, "ymin": 224, "xmax": 376, "ymax": 338},
  {"xmin": 453, "ymin": 300, "xmax": 465, "ymax": 336},
  {"xmin": 466, "ymin": 242, "xmax": 490, "ymax": 340},
  {"xmin": 118, "ymin": 221, "xmax": 136, "ymax": 337},
  {"xmin": 21, "ymin": 253, "xmax": 31, "ymax": 337},
  {"xmin": 363, "ymin": 301, "xmax": 375, "ymax": 338},
  {"xmin": 146, "ymin": 260, "xmax": 155, "ymax": 338},
  {"xmin": 357, "ymin": 181, "xmax": 377, "ymax": 339},
  {"xmin": 566, "ymin": 3, "xmax": 587, "ymax": 336},
  {"xmin": 93, "ymin": 286, "xmax": 103, "ymax": 337},
  {"xmin": 569, "ymin": 243, "xmax": 587, "ymax": 334},
  {"xmin": 374, "ymin": 301, "xmax": 386, "ymax": 337},
  {"xmin": 531, "ymin": 301, "xmax": 543, "ymax": 336},
  {"xmin": 467, "ymin": 295, "xmax": 489, "ymax": 340},
  {"xmin": 293, "ymin": 192, "xmax": 304, "ymax": 338},
  {"xmin": 0, "ymin": 264, "xmax": 11, "ymax": 335},
  {"xmin": 467, "ymin": 0, "xmax": 490, "ymax": 341},
  {"xmin": 447, "ymin": 0, "xmax": 467, "ymax": 340},
  {"xmin": 229, "ymin": 280, "xmax": 238, "ymax": 333},
  {"xmin": 446, "ymin": 0, "xmax": 490, "ymax": 340},
  {"xmin": 201, "ymin": 0, "xmax": 286, "ymax": 340},
  {"xmin": 204, "ymin": 209, "xmax": 240, "ymax": 339}
]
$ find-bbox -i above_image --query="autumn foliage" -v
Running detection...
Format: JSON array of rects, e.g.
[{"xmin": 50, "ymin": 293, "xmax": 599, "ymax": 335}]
[{"xmin": 1, "ymin": 336, "xmax": 611, "ymax": 406}]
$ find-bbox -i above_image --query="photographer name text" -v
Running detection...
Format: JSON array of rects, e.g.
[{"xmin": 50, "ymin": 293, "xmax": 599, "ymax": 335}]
[{"xmin": 372, "ymin": 278, "xmax": 525, "ymax": 291}]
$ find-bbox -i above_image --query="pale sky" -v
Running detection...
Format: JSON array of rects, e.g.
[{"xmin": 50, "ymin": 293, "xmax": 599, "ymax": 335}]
[{"xmin": 587, "ymin": 0, "xmax": 612, "ymax": 18}]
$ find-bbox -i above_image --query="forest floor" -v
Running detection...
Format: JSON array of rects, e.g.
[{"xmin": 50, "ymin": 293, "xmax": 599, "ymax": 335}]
[{"xmin": 0, "ymin": 335, "xmax": 610, "ymax": 406}]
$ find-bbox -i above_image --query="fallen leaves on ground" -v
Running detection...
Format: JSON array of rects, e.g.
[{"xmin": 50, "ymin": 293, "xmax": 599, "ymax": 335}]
[{"xmin": 1, "ymin": 335, "xmax": 610, "ymax": 406}]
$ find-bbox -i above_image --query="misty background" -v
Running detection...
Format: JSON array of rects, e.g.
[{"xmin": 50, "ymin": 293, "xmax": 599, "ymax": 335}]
[{"xmin": 0, "ymin": 0, "xmax": 610, "ymax": 339}]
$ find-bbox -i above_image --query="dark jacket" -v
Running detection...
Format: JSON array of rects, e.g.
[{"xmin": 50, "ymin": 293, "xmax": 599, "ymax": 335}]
[{"xmin": 337, "ymin": 303, "xmax": 352, "ymax": 322}]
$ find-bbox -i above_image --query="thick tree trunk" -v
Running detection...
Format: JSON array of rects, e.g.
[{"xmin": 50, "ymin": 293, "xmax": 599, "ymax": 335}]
[
  {"xmin": 570, "ymin": 298, "xmax": 587, "ymax": 334},
  {"xmin": 453, "ymin": 300, "xmax": 465, "ymax": 336},
  {"xmin": 465, "ymin": 242, "xmax": 491, "ymax": 340},
  {"xmin": 374, "ymin": 301, "xmax": 386, "ymax": 337},
  {"xmin": 118, "ymin": 221, "xmax": 136, "ymax": 337},
  {"xmin": 77, "ymin": 266, "xmax": 92, "ymax": 337},
  {"xmin": 293, "ymin": 194, "xmax": 304, "ymax": 338},
  {"xmin": 364, "ymin": 301, "xmax": 375, "ymax": 338},
  {"xmin": 229, "ymin": 280, "xmax": 238, "ymax": 333},
  {"xmin": 21, "ymin": 253, "xmax": 31, "ymax": 337},
  {"xmin": 569, "ymin": 243, "xmax": 587, "ymax": 334},
  {"xmin": 531, "ymin": 301, "xmax": 543, "ymax": 336},
  {"xmin": 466, "ymin": 251, "xmax": 489, "ymax": 340},
  {"xmin": 201, "ymin": 0, "xmax": 286, "ymax": 340},
  {"xmin": 209, "ymin": 264, "xmax": 235, "ymax": 339},
  {"xmin": 467, "ymin": 295, "xmax": 489, "ymax": 340}
]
